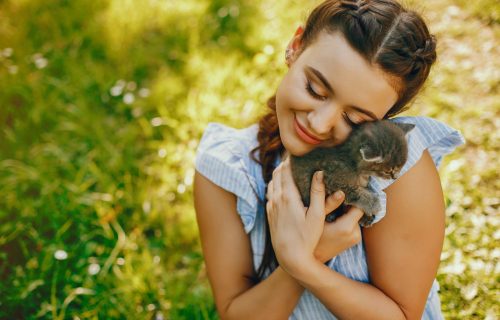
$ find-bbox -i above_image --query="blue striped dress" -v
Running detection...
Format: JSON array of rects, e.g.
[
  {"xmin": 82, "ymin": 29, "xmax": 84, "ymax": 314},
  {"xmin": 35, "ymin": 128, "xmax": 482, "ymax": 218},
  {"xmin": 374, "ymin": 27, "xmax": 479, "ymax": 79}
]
[{"xmin": 195, "ymin": 116, "xmax": 465, "ymax": 319}]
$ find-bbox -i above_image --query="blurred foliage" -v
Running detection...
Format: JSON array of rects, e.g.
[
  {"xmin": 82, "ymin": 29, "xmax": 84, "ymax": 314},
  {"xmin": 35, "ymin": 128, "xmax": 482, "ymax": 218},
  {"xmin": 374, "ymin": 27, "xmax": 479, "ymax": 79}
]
[{"xmin": 0, "ymin": 0, "xmax": 498, "ymax": 319}]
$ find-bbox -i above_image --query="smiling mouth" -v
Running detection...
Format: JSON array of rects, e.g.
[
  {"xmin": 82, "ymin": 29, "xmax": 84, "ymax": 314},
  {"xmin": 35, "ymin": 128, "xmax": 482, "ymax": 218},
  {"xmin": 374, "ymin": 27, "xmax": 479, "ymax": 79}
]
[{"xmin": 294, "ymin": 115, "xmax": 323, "ymax": 145}]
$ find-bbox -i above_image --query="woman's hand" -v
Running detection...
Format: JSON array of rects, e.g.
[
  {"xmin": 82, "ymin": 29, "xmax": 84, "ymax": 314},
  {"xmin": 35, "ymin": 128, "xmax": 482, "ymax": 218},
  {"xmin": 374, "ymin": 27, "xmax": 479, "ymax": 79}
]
[
  {"xmin": 265, "ymin": 157, "xmax": 355, "ymax": 275},
  {"xmin": 314, "ymin": 204, "xmax": 364, "ymax": 263},
  {"xmin": 266, "ymin": 157, "xmax": 364, "ymax": 273}
]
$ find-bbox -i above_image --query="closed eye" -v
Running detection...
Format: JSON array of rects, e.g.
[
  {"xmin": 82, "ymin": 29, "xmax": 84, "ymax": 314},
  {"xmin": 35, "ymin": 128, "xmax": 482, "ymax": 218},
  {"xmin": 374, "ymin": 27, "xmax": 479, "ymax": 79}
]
[
  {"xmin": 343, "ymin": 112, "xmax": 365, "ymax": 126},
  {"xmin": 305, "ymin": 79, "xmax": 326, "ymax": 101},
  {"xmin": 305, "ymin": 79, "xmax": 367, "ymax": 128}
]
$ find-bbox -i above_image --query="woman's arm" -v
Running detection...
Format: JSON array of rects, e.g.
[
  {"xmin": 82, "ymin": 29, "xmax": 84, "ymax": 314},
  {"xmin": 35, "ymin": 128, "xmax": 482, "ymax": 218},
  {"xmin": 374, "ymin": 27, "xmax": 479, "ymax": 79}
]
[
  {"xmin": 194, "ymin": 163, "xmax": 357, "ymax": 319},
  {"xmin": 193, "ymin": 170, "xmax": 304, "ymax": 320},
  {"xmin": 287, "ymin": 150, "xmax": 445, "ymax": 319}
]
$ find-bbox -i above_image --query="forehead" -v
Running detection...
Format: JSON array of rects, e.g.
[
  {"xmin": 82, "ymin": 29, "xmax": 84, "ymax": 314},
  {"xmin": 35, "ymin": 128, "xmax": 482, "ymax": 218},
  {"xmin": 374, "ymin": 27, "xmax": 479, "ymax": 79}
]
[{"xmin": 297, "ymin": 31, "xmax": 398, "ymax": 119}]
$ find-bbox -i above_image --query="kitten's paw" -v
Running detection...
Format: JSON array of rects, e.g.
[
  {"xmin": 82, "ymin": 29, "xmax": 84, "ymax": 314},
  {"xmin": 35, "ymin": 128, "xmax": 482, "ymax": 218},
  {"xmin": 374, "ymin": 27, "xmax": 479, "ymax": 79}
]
[
  {"xmin": 362, "ymin": 198, "xmax": 381, "ymax": 216},
  {"xmin": 359, "ymin": 214, "xmax": 376, "ymax": 227},
  {"xmin": 359, "ymin": 200, "xmax": 381, "ymax": 227},
  {"xmin": 325, "ymin": 212, "xmax": 336, "ymax": 222}
]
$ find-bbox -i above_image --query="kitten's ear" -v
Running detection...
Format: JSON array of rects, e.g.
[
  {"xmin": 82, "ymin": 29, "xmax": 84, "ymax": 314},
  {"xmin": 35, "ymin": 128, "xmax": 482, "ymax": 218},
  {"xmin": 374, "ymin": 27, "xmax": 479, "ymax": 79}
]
[
  {"xmin": 395, "ymin": 122, "xmax": 415, "ymax": 136},
  {"xmin": 360, "ymin": 148, "xmax": 383, "ymax": 163}
]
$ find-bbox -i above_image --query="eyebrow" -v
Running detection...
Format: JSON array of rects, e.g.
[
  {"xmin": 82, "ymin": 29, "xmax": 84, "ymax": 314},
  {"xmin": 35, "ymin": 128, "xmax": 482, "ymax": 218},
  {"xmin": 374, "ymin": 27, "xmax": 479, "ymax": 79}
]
[{"xmin": 305, "ymin": 65, "xmax": 379, "ymax": 120}]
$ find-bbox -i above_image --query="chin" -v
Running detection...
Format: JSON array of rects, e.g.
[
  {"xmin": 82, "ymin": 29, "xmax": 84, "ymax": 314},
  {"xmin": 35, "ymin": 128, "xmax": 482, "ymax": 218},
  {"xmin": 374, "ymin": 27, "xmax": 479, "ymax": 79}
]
[
  {"xmin": 277, "ymin": 110, "xmax": 314, "ymax": 156},
  {"xmin": 282, "ymin": 136, "xmax": 314, "ymax": 157}
]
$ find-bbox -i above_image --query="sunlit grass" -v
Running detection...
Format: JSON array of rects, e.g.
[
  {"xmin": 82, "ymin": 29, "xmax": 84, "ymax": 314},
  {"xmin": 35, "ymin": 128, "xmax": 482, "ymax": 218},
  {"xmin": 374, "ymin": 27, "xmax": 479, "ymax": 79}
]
[{"xmin": 0, "ymin": 0, "xmax": 498, "ymax": 318}]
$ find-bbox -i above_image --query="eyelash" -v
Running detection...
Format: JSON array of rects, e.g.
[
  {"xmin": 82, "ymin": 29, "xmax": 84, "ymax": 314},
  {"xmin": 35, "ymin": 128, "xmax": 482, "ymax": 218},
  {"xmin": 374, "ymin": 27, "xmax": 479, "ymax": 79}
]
[
  {"xmin": 305, "ymin": 79, "xmax": 326, "ymax": 100},
  {"xmin": 305, "ymin": 79, "xmax": 360, "ymax": 127}
]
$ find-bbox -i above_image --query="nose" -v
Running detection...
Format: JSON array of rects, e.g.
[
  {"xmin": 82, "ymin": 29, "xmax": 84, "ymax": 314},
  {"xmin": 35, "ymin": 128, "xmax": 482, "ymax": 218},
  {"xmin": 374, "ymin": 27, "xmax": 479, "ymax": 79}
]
[{"xmin": 306, "ymin": 102, "xmax": 344, "ymax": 138}]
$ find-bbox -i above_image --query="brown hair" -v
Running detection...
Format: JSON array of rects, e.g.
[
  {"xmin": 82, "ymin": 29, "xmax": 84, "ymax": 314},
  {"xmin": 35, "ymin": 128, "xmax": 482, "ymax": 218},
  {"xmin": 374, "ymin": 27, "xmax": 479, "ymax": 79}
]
[{"xmin": 248, "ymin": 0, "xmax": 437, "ymax": 282}]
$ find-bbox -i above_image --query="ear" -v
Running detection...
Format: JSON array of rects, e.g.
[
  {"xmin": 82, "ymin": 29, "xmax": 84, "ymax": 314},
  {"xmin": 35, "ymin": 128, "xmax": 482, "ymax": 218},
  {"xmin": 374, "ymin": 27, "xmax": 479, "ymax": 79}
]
[
  {"xmin": 285, "ymin": 25, "xmax": 304, "ymax": 64},
  {"xmin": 360, "ymin": 148, "xmax": 383, "ymax": 163},
  {"xmin": 395, "ymin": 122, "xmax": 415, "ymax": 136}
]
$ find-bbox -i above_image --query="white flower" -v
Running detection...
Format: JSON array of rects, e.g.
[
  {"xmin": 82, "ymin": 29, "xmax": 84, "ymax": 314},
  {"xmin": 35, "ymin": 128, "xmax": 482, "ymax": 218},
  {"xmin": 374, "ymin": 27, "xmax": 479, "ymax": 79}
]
[
  {"xmin": 123, "ymin": 93, "xmax": 135, "ymax": 105},
  {"xmin": 150, "ymin": 117, "xmax": 163, "ymax": 127},
  {"xmin": 54, "ymin": 250, "xmax": 68, "ymax": 260},
  {"xmin": 32, "ymin": 53, "xmax": 48, "ymax": 69},
  {"xmin": 88, "ymin": 263, "xmax": 100, "ymax": 275},
  {"xmin": 138, "ymin": 88, "xmax": 150, "ymax": 98},
  {"xmin": 8, "ymin": 65, "xmax": 18, "ymax": 74},
  {"xmin": 142, "ymin": 201, "xmax": 151, "ymax": 214},
  {"xmin": 158, "ymin": 148, "xmax": 167, "ymax": 158},
  {"xmin": 126, "ymin": 81, "xmax": 137, "ymax": 91},
  {"xmin": 110, "ymin": 86, "xmax": 123, "ymax": 97},
  {"xmin": 2, "ymin": 48, "xmax": 13, "ymax": 57},
  {"xmin": 177, "ymin": 184, "xmax": 186, "ymax": 194},
  {"xmin": 110, "ymin": 79, "xmax": 126, "ymax": 96}
]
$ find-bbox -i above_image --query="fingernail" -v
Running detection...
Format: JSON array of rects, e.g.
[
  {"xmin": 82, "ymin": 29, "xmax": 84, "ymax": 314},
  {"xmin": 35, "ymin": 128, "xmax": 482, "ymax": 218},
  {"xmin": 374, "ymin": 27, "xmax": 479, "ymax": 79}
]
[
  {"xmin": 334, "ymin": 190, "xmax": 344, "ymax": 199},
  {"xmin": 316, "ymin": 171, "xmax": 323, "ymax": 183}
]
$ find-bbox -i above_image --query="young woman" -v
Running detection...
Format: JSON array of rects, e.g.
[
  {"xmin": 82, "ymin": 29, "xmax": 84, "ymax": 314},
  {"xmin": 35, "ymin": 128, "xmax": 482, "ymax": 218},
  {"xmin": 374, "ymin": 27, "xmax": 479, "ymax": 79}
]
[{"xmin": 193, "ymin": 1, "xmax": 464, "ymax": 319}]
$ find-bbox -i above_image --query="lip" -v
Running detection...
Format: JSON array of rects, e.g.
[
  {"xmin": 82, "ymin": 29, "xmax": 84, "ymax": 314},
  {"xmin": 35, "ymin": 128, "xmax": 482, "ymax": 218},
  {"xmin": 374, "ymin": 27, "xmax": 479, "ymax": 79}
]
[{"xmin": 294, "ymin": 116, "xmax": 323, "ymax": 145}]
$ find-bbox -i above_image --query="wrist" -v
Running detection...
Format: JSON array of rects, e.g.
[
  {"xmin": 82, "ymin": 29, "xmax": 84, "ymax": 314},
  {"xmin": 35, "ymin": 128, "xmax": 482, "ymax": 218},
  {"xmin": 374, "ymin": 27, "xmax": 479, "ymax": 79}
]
[
  {"xmin": 282, "ymin": 254, "xmax": 321, "ymax": 282},
  {"xmin": 314, "ymin": 251, "xmax": 333, "ymax": 264},
  {"xmin": 288, "ymin": 257, "xmax": 329, "ymax": 288}
]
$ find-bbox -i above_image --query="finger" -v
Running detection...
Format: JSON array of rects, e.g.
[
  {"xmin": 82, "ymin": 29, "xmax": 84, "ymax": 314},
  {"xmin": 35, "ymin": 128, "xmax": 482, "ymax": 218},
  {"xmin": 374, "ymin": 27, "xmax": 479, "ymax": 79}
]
[
  {"xmin": 266, "ymin": 199, "xmax": 273, "ymax": 217},
  {"xmin": 281, "ymin": 158, "xmax": 297, "ymax": 192},
  {"xmin": 266, "ymin": 200, "xmax": 275, "ymax": 230},
  {"xmin": 281, "ymin": 157, "xmax": 294, "ymax": 183},
  {"xmin": 273, "ymin": 164, "xmax": 282, "ymax": 201},
  {"xmin": 323, "ymin": 206, "xmax": 364, "ymax": 240},
  {"xmin": 266, "ymin": 180, "xmax": 273, "ymax": 201},
  {"xmin": 339, "ymin": 206, "xmax": 364, "ymax": 223},
  {"xmin": 281, "ymin": 157, "xmax": 304, "ymax": 204},
  {"xmin": 325, "ymin": 190, "xmax": 345, "ymax": 215},
  {"xmin": 307, "ymin": 171, "xmax": 325, "ymax": 219}
]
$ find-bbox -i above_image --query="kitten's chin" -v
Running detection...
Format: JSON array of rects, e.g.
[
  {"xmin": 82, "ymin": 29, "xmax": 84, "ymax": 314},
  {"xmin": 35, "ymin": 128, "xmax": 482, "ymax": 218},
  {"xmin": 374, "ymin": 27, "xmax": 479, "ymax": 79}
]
[
  {"xmin": 366, "ymin": 171, "xmax": 391, "ymax": 180},
  {"xmin": 377, "ymin": 173, "xmax": 395, "ymax": 180}
]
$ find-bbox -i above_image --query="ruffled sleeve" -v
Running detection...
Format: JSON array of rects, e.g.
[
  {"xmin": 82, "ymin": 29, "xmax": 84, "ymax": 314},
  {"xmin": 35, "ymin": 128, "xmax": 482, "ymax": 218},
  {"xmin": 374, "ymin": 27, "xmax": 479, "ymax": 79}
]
[
  {"xmin": 366, "ymin": 116, "xmax": 466, "ymax": 225},
  {"xmin": 194, "ymin": 122, "xmax": 260, "ymax": 233}
]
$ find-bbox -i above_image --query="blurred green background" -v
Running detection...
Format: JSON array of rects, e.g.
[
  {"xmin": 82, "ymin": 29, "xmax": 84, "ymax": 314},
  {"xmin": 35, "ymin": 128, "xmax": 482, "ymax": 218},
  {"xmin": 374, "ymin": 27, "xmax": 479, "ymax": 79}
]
[{"xmin": 0, "ymin": 0, "xmax": 498, "ymax": 319}]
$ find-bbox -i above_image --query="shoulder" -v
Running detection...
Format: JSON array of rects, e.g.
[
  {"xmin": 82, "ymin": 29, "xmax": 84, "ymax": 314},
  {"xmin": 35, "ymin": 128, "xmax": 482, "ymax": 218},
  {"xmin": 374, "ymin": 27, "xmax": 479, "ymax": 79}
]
[
  {"xmin": 362, "ymin": 150, "xmax": 446, "ymax": 317},
  {"xmin": 195, "ymin": 122, "xmax": 260, "ymax": 179},
  {"xmin": 383, "ymin": 149, "xmax": 445, "ymax": 226},
  {"xmin": 389, "ymin": 116, "xmax": 465, "ymax": 170},
  {"xmin": 195, "ymin": 122, "xmax": 260, "ymax": 163},
  {"xmin": 366, "ymin": 116, "xmax": 465, "ymax": 224},
  {"xmin": 195, "ymin": 122, "xmax": 263, "ymax": 233},
  {"xmin": 365, "ymin": 148, "xmax": 446, "ymax": 239}
]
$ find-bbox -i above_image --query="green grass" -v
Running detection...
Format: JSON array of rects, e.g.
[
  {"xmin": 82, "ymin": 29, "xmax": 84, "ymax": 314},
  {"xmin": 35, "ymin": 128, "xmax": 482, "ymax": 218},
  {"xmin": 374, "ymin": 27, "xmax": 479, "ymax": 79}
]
[{"xmin": 0, "ymin": 0, "xmax": 498, "ymax": 318}]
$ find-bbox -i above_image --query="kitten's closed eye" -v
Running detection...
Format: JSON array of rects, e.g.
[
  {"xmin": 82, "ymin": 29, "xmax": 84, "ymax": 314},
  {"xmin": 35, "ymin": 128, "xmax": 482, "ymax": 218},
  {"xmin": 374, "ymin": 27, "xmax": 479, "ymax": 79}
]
[{"xmin": 360, "ymin": 148, "xmax": 383, "ymax": 163}]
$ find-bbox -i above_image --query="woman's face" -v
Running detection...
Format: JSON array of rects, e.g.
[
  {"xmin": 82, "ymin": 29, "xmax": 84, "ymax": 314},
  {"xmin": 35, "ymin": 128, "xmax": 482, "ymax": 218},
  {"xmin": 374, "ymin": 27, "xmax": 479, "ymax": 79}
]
[{"xmin": 276, "ymin": 30, "xmax": 399, "ymax": 157}]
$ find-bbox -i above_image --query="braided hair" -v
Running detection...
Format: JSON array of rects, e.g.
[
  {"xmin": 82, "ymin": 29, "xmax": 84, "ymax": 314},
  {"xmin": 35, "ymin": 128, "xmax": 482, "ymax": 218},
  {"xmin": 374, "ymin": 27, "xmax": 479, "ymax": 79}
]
[{"xmin": 248, "ymin": 0, "xmax": 437, "ymax": 283}]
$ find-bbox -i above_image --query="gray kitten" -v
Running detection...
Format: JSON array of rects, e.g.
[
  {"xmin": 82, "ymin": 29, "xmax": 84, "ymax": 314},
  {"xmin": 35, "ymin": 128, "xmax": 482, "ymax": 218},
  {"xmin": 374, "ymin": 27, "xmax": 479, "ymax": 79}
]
[{"xmin": 290, "ymin": 120, "xmax": 415, "ymax": 227}]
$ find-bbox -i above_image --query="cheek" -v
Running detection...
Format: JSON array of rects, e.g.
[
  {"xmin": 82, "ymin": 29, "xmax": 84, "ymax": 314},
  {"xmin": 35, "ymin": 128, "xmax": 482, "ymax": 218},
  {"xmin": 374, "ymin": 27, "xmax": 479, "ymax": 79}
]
[
  {"xmin": 275, "ymin": 78, "xmax": 289, "ymax": 115},
  {"xmin": 276, "ymin": 73, "xmax": 307, "ymax": 110},
  {"xmin": 332, "ymin": 127, "xmax": 352, "ymax": 146}
]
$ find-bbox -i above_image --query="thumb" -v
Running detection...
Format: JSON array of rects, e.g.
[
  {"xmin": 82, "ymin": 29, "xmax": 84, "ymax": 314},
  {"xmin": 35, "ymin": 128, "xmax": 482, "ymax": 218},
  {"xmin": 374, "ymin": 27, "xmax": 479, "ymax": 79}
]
[{"xmin": 307, "ymin": 171, "xmax": 325, "ymax": 219}]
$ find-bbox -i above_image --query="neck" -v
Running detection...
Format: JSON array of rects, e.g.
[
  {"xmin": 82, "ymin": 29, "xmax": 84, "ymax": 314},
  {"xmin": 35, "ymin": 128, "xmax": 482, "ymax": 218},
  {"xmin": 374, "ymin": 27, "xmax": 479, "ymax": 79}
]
[{"xmin": 281, "ymin": 149, "xmax": 290, "ymax": 161}]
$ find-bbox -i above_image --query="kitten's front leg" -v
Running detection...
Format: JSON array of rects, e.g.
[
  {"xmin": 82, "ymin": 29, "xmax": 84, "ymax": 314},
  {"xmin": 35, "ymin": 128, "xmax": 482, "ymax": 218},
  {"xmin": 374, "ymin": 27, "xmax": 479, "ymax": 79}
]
[{"xmin": 345, "ymin": 187, "xmax": 381, "ymax": 227}]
